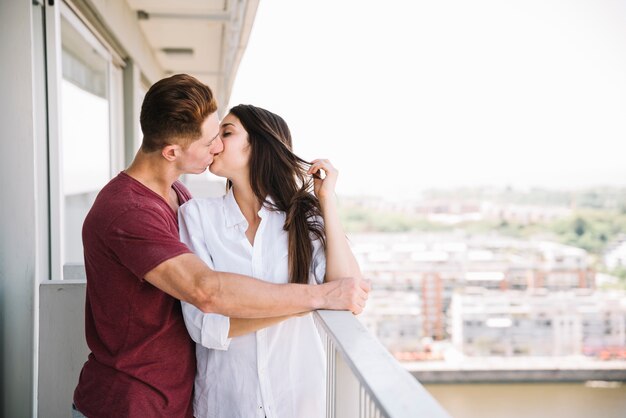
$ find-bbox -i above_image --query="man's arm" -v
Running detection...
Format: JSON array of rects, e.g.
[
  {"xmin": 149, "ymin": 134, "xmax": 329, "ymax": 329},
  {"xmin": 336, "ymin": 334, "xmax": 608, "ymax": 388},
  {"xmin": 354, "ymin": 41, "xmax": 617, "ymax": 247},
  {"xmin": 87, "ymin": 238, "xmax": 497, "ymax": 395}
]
[{"xmin": 144, "ymin": 252, "xmax": 369, "ymax": 318}]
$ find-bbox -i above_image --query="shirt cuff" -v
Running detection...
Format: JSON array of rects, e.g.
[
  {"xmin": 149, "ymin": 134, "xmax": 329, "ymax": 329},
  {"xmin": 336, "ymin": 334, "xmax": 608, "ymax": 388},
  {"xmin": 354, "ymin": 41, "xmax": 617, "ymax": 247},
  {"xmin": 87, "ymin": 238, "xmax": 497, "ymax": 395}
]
[{"xmin": 201, "ymin": 314, "xmax": 232, "ymax": 351}]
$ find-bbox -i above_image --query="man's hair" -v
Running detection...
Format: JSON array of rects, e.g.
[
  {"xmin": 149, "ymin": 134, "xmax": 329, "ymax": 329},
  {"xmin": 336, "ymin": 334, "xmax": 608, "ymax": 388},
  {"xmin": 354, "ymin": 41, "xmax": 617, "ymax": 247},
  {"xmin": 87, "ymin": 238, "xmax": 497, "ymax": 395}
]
[{"xmin": 139, "ymin": 74, "xmax": 217, "ymax": 152}]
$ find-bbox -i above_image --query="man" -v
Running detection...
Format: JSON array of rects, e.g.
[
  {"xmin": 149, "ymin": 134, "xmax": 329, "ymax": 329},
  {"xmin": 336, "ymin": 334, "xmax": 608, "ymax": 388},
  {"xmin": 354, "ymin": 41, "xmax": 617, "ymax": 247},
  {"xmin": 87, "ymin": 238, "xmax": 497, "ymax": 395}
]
[{"xmin": 72, "ymin": 74, "xmax": 369, "ymax": 417}]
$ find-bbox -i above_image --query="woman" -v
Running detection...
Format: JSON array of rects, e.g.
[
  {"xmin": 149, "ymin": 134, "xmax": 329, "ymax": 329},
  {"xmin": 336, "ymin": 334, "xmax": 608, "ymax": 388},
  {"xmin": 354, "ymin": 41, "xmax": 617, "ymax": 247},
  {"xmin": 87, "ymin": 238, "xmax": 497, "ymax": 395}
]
[{"xmin": 178, "ymin": 104, "xmax": 362, "ymax": 418}]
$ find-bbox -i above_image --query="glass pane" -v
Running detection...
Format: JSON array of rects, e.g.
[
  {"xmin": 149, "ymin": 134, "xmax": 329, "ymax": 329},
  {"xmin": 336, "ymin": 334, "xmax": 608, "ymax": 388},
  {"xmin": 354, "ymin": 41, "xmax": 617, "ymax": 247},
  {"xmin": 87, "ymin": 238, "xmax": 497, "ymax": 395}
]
[{"xmin": 60, "ymin": 16, "xmax": 110, "ymax": 264}]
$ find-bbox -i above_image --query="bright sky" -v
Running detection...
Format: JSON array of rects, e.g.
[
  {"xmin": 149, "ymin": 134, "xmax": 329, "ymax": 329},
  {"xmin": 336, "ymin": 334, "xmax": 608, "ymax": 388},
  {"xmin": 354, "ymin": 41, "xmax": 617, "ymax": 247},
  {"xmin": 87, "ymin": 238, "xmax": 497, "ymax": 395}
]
[{"xmin": 227, "ymin": 0, "xmax": 626, "ymax": 199}]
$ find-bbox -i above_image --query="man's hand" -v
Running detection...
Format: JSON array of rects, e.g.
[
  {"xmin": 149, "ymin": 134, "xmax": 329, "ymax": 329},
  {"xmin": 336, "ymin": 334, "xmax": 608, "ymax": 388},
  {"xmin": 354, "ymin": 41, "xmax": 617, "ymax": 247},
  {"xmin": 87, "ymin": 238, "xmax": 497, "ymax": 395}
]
[{"xmin": 316, "ymin": 277, "xmax": 371, "ymax": 315}]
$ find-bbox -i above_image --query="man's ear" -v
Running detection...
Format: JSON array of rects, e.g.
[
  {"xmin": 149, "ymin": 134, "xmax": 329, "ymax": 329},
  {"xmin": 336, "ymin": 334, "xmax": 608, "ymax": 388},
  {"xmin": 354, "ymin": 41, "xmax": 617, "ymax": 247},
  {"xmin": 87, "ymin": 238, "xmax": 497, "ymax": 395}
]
[{"xmin": 162, "ymin": 144, "xmax": 179, "ymax": 162}]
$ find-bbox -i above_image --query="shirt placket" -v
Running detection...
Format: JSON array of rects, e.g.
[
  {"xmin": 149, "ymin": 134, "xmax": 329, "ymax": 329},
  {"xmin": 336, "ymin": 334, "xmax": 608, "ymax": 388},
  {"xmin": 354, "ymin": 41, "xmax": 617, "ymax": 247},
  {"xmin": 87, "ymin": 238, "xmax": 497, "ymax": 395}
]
[{"xmin": 251, "ymin": 216, "xmax": 277, "ymax": 418}]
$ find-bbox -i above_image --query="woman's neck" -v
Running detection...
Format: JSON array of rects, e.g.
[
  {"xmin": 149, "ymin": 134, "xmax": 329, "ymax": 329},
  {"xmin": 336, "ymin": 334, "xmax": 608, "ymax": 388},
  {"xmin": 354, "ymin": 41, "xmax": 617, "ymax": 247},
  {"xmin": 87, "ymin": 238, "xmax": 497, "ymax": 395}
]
[{"xmin": 231, "ymin": 180, "xmax": 262, "ymax": 222}]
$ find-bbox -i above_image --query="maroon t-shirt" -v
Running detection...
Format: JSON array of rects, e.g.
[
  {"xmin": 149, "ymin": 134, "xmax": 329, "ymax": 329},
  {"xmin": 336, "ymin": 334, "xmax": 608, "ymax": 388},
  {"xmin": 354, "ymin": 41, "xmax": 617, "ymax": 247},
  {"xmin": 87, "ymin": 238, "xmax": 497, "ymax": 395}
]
[{"xmin": 74, "ymin": 172, "xmax": 195, "ymax": 418}]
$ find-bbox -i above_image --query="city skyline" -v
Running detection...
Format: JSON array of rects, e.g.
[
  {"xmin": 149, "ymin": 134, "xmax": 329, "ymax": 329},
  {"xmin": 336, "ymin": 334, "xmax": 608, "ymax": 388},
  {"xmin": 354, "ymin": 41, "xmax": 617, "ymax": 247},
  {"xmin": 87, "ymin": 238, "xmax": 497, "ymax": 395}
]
[{"xmin": 350, "ymin": 230, "xmax": 626, "ymax": 363}]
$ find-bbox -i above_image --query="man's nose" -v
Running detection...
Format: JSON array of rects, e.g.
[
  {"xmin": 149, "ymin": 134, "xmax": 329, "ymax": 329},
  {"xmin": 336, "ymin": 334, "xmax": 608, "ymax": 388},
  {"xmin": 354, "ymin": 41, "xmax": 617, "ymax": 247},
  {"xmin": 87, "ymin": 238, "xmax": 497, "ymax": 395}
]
[{"xmin": 211, "ymin": 136, "xmax": 224, "ymax": 153}]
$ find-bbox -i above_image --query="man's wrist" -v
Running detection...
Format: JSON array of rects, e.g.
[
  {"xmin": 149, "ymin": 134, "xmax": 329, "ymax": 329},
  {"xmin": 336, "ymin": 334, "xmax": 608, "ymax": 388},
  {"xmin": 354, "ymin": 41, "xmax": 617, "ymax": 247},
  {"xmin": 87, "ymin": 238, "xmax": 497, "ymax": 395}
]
[{"xmin": 307, "ymin": 282, "xmax": 328, "ymax": 310}]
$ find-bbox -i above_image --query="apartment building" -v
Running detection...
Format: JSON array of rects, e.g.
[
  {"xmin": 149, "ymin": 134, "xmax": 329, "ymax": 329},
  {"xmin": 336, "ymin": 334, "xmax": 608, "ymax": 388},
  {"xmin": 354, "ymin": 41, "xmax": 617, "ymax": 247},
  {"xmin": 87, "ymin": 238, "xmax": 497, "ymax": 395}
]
[
  {"xmin": 350, "ymin": 233, "xmax": 595, "ymax": 345},
  {"xmin": 450, "ymin": 288, "xmax": 626, "ymax": 357}
]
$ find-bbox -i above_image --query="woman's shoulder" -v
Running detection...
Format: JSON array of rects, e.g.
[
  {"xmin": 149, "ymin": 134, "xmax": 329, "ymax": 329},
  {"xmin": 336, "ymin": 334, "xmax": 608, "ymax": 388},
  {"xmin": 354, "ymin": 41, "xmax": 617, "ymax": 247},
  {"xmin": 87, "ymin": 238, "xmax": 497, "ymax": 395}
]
[{"xmin": 179, "ymin": 195, "xmax": 226, "ymax": 219}]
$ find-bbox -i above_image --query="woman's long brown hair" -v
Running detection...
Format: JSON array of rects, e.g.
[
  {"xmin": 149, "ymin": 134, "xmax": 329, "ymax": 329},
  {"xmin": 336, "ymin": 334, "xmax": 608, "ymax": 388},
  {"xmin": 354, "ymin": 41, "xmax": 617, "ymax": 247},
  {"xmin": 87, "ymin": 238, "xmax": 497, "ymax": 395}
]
[{"xmin": 227, "ymin": 104, "xmax": 325, "ymax": 284}]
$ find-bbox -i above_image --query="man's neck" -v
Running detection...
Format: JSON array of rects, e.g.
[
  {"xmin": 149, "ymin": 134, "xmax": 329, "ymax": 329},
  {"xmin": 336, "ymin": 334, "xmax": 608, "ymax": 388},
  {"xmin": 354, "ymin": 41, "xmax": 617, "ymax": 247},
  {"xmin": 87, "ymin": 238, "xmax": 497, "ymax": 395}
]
[{"xmin": 125, "ymin": 151, "xmax": 179, "ymax": 201}]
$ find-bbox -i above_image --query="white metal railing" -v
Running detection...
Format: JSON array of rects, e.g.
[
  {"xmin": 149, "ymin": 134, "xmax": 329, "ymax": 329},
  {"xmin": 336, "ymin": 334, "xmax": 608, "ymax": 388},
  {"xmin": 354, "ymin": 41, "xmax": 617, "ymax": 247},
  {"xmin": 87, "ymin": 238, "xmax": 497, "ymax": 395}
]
[{"xmin": 313, "ymin": 310, "xmax": 451, "ymax": 418}]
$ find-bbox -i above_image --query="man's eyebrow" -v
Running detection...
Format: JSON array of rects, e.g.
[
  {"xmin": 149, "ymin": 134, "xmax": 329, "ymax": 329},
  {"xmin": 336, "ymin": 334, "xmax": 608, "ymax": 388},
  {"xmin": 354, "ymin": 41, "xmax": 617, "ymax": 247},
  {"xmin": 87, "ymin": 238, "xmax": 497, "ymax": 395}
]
[{"xmin": 206, "ymin": 131, "xmax": 220, "ymax": 145}]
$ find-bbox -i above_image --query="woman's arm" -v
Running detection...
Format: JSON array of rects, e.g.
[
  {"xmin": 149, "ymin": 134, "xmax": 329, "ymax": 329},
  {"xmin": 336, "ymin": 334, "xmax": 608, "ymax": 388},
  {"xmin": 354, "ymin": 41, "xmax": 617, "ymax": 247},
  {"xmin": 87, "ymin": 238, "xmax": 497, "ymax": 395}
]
[
  {"xmin": 181, "ymin": 301, "xmax": 304, "ymax": 348},
  {"xmin": 228, "ymin": 313, "xmax": 308, "ymax": 338},
  {"xmin": 309, "ymin": 159, "xmax": 362, "ymax": 282}
]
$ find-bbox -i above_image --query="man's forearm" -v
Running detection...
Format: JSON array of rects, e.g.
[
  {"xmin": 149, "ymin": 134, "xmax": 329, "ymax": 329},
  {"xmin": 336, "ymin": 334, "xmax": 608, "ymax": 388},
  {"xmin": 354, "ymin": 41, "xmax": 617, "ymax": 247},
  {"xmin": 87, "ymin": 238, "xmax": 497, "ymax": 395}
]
[
  {"xmin": 195, "ymin": 270, "xmax": 369, "ymax": 317},
  {"xmin": 195, "ymin": 270, "xmax": 324, "ymax": 318},
  {"xmin": 145, "ymin": 253, "xmax": 367, "ymax": 317}
]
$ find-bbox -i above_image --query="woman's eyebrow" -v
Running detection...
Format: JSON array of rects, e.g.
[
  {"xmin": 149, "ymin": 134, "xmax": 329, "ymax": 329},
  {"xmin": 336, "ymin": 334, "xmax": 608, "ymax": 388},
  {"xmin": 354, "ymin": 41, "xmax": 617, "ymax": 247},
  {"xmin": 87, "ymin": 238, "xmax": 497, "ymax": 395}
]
[{"xmin": 220, "ymin": 122, "xmax": 235, "ymax": 128}]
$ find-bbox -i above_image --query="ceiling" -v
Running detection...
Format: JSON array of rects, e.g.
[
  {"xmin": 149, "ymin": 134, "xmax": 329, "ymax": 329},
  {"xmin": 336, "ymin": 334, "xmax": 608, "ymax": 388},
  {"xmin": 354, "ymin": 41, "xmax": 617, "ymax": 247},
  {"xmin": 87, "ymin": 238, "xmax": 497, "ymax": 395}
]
[{"xmin": 125, "ymin": 0, "xmax": 259, "ymax": 107}]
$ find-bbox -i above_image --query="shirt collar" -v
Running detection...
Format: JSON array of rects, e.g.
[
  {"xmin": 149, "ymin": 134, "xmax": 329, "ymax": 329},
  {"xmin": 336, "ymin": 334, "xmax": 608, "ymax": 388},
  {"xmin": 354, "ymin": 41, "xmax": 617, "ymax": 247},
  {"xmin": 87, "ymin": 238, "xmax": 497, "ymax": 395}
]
[{"xmin": 223, "ymin": 188, "xmax": 276, "ymax": 228}]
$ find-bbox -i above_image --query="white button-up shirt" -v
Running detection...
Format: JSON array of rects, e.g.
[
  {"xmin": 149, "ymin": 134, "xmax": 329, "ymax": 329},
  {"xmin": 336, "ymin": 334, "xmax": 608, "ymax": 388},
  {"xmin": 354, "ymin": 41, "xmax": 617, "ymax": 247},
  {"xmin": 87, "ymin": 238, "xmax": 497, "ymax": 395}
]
[{"xmin": 178, "ymin": 189, "xmax": 326, "ymax": 418}]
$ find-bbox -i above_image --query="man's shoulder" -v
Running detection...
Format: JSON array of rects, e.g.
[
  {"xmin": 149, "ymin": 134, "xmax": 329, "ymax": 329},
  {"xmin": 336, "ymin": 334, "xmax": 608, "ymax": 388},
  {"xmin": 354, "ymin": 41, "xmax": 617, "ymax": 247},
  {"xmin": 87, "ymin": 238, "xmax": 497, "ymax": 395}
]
[
  {"xmin": 173, "ymin": 180, "xmax": 193, "ymax": 203},
  {"xmin": 86, "ymin": 175, "xmax": 164, "ymax": 229},
  {"xmin": 95, "ymin": 176, "xmax": 156, "ymax": 208}
]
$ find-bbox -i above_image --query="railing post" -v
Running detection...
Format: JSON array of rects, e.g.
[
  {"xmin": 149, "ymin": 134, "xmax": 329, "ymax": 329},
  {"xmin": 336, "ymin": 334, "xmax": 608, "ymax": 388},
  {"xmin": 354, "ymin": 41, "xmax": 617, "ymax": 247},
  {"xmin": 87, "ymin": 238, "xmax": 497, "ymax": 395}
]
[
  {"xmin": 314, "ymin": 310, "xmax": 451, "ymax": 418},
  {"xmin": 335, "ymin": 352, "xmax": 361, "ymax": 417}
]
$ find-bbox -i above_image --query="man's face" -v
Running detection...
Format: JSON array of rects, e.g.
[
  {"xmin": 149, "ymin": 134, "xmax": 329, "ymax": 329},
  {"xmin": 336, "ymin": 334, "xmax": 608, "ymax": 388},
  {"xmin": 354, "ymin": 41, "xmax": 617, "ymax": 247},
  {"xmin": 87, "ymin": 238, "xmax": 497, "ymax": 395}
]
[{"xmin": 177, "ymin": 112, "xmax": 223, "ymax": 174}]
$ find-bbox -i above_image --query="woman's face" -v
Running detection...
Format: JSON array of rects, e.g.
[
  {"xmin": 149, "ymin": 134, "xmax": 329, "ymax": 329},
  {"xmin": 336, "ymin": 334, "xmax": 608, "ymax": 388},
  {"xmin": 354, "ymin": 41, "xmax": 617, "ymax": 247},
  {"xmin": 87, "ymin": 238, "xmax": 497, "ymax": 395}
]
[{"xmin": 209, "ymin": 113, "xmax": 251, "ymax": 179}]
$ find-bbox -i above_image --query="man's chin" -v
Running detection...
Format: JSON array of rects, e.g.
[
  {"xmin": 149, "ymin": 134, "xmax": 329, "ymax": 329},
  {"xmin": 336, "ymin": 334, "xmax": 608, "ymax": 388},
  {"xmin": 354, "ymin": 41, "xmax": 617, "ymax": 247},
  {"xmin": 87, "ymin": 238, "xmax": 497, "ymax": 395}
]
[{"xmin": 187, "ymin": 167, "xmax": 208, "ymax": 175}]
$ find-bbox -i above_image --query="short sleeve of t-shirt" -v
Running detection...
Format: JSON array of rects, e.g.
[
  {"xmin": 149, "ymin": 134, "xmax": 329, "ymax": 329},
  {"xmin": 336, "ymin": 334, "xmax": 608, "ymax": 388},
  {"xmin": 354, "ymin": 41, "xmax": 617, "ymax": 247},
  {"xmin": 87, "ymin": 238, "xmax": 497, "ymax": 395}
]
[{"xmin": 107, "ymin": 206, "xmax": 191, "ymax": 281}]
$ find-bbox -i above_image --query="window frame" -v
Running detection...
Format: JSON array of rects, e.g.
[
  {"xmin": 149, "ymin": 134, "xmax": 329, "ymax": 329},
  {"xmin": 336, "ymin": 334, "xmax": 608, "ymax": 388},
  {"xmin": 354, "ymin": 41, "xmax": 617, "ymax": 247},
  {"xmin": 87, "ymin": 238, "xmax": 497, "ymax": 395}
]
[{"xmin": 46, "ymin": 1, "xmax": 124, "ymax": 280}]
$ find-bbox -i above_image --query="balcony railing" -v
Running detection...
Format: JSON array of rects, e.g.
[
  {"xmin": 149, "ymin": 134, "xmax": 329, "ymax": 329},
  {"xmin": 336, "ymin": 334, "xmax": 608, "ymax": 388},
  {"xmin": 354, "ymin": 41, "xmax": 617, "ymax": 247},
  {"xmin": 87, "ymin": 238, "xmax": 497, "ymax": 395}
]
[
  {"xmin": 39, "ymin": 281, "xmax": 451, "ymax": 418},
  {"xmin": 313, "ymin": 310, "xmax": 451, "ymax": 418}
]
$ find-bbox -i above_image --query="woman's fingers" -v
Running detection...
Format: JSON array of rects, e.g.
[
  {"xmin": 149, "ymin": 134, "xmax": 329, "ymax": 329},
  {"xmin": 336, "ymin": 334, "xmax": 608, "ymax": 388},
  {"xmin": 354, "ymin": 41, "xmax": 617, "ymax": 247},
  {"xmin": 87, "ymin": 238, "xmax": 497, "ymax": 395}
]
[
  {"xmin": 310, "ymin": 164, "xmax": 325, "ymax": 179},
  {"xmin": 312, "ymin": 159, "xmax": 335, "ymax": 173},
  {"xmin": 308, "ymin": 160, "xmax": 325, "ymax": 175},
  {"xmin": 309, "ymin": 159, "xmax": 339, "ymax": 199},
  {"xmin": 308, "ymin": 159, "xmax": 338, "ymax": 178}
]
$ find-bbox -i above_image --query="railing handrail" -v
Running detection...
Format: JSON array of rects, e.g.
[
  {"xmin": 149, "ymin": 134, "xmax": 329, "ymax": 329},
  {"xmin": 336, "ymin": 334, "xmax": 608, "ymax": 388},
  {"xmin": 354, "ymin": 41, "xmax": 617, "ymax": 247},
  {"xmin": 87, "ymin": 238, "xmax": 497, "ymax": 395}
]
[{"xmin": 313, "ymin": 310, "xmax": 451, "ymax": 418}]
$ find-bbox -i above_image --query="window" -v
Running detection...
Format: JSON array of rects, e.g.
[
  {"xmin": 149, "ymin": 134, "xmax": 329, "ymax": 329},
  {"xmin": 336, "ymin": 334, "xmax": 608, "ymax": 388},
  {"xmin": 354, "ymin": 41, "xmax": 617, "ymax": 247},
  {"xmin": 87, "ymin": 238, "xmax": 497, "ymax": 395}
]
[
  {"xmin": 60, "ymin": 15, "xmax": 110, "ymax": 265},
  {"xmin": 50, "ymin": 4, "xmax": 124, "ymax": 278}
]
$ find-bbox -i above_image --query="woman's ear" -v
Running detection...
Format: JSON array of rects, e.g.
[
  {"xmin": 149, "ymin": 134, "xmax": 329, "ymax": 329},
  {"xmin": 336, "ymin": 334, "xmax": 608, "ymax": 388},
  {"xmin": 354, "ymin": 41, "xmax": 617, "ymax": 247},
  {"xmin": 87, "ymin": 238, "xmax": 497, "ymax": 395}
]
[{"xmin": 161, "ymin": 144, "xmax": 179, "ymax": 162}]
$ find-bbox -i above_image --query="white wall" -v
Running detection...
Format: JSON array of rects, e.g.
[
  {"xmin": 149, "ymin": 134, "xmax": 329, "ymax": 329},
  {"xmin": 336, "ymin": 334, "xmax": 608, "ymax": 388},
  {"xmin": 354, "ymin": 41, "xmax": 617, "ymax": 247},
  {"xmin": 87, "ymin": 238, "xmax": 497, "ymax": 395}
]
[
  {"xmin": 0, "ymin": 1, "xmax": 41, "ymax": 416},
  {"xmin": 38, "ymin": 282, "xmax": 89, "ymax": 418}
]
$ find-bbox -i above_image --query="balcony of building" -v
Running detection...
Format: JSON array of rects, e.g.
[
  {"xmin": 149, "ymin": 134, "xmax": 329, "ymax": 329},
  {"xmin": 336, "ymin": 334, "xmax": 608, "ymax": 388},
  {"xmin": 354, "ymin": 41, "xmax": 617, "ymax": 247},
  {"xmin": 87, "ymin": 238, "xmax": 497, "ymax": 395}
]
[{"xmin": 40, "ymin": 280, "xmax": 450, "ymax": 418}]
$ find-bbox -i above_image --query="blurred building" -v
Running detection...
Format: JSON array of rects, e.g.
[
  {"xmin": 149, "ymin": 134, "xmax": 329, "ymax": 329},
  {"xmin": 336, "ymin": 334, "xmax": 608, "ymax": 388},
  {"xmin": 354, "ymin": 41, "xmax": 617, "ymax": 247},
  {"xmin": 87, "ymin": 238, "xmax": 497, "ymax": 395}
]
[
  {"xmin": 481, "ymin": 202, "xmax": 573, "ymax": 225},
  {"xmin": 350, "ymin": 233, "xmax": 595, "ymax": 347},
  {"xmin": 358, "ymin": 290, "xmax": 423, "ymax": 353},
  {"xmin": 605, "ymin": 237, "xmax": 626, "ymax": 271},
  {"xmin": 341, "ymin": 195, "xmax": 572, "ymax": 225},
  {"xmin": 450, "ymin": 288, "xmax": 626, "ymax": 358}
]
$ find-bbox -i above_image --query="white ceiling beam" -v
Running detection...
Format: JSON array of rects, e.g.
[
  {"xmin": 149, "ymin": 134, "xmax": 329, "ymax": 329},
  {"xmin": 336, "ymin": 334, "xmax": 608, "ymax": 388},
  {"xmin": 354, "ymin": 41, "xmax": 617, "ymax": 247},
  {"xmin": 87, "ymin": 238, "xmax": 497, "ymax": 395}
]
[{"xmin": 136, "ymin": 10, "xmax": 231, "ymax": 22}]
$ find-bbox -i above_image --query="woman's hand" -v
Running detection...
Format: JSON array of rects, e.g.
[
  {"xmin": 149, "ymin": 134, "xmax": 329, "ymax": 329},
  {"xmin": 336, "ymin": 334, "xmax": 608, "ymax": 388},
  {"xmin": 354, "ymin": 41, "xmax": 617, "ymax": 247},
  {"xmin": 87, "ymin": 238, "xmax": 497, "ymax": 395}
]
[{"xmin": 308, "ymin": 159, "xmax": 338, "ymax": 203}]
